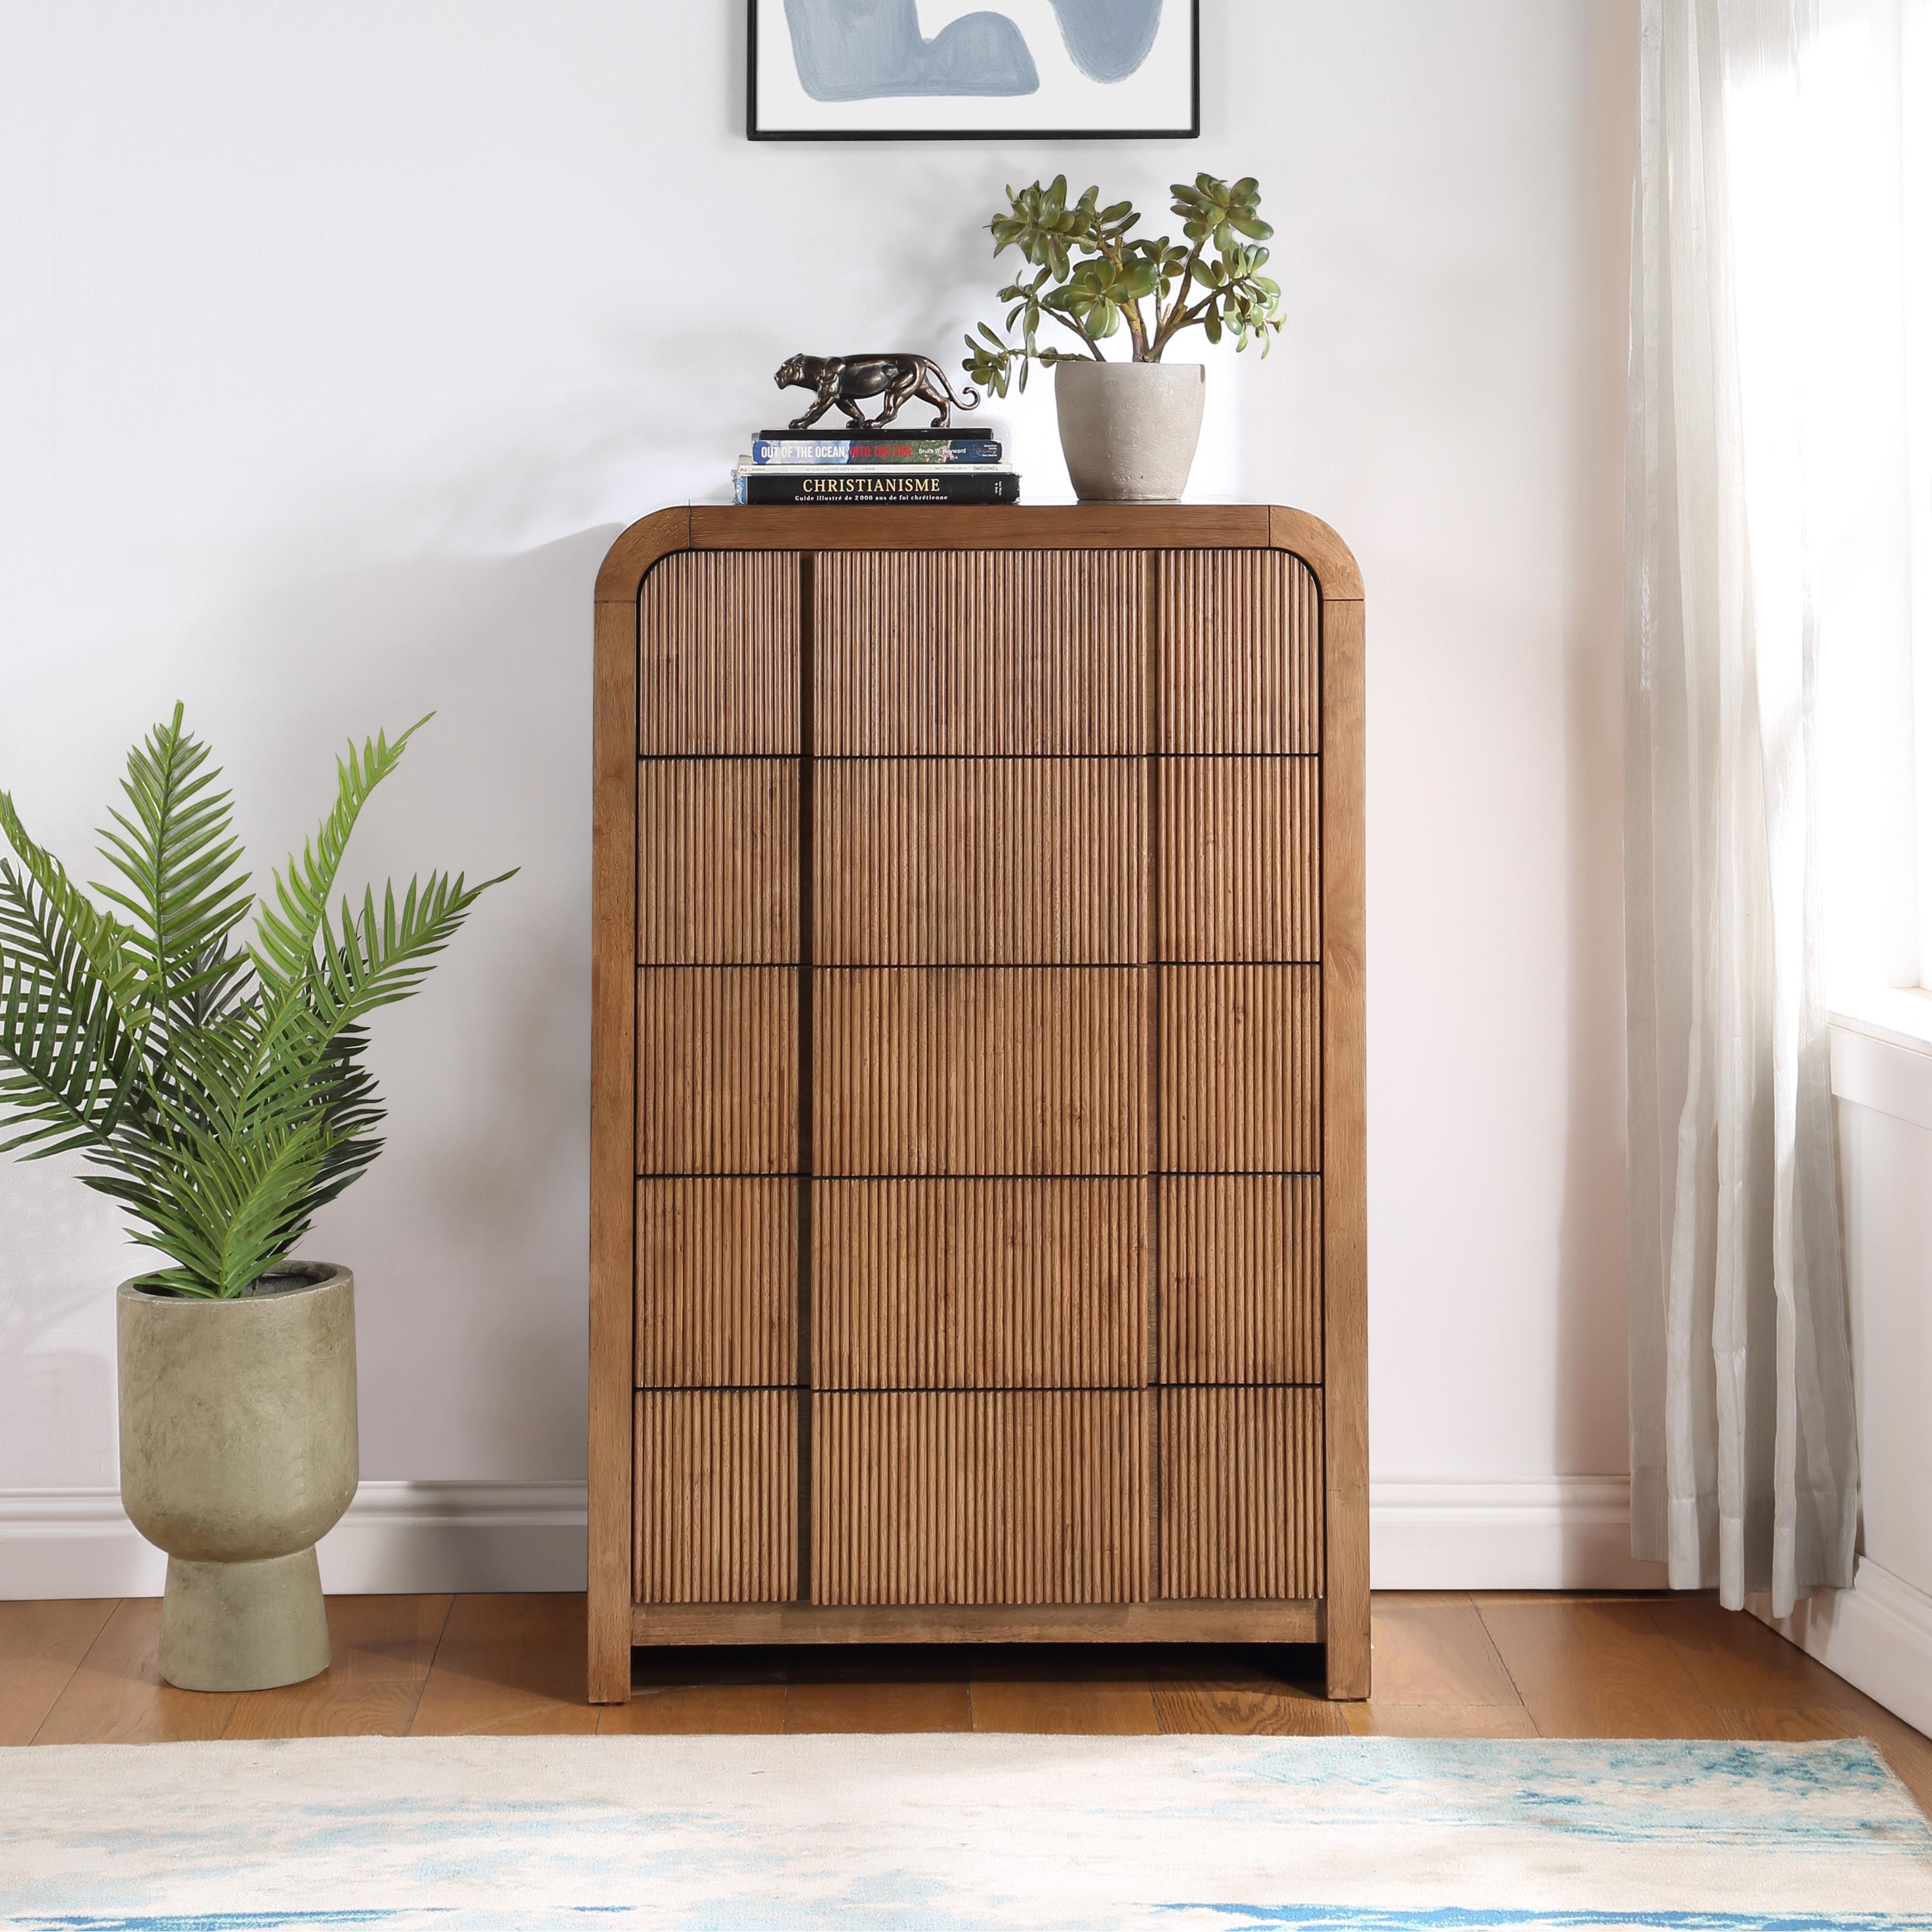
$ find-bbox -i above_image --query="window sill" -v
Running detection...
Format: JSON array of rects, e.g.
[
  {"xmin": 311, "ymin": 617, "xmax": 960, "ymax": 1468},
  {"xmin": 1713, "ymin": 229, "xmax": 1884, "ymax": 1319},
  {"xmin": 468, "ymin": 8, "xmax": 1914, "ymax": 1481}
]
[
  {"xmin": 1830, "ymin": 990, "xmax": 1932, "ymax": 1133},
  {"xmin": 1830, "ymin": 987, "xmax": 1932, "ymax": 1057}
]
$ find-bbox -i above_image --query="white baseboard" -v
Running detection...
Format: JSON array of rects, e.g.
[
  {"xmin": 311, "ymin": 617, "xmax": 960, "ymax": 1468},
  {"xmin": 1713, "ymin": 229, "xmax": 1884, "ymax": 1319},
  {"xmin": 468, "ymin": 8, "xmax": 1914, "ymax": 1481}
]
[
  {"xmin": 1747, "ymin": 1557, "xmax": 1932, "ymax": 1738},
  {"xmin": 1368, "ymin": 1478, "xmax": 1668, "ymax": 1589},
  {"xmin": 3, "ymin": 1476, "xmax": 1659, "ymax": 1599},
  {"xmin": 0, "ymin": 1482, "xmax": 587, "ymax": 1598}
]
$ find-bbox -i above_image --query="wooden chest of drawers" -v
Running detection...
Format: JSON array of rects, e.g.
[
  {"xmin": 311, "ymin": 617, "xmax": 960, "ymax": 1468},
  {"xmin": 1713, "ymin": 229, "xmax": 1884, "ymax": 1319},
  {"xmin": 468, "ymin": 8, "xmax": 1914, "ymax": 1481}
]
[{"xmin": 589, "ymin": 504, "xmax": 1366, "ymax": 1701}]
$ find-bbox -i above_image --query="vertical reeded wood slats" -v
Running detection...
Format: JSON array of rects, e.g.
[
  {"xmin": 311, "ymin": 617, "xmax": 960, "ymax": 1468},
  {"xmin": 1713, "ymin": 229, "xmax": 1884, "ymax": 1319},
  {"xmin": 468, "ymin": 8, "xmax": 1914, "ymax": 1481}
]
[
  {"xmin": 812, "ymin": 1392, "xmax": 1151, "ymax": 1605},
  {"xmin": 814, "ymin": 759, "xmax": 1148, "ymax": 965},
  {"xmin": 814, "ymin": 549, "xmax": 1148, "ymax": 753},
  {"xmin": 1159, "ymin": 757, "xmax": 1319, "ymax": 963},
  {"xmin": 1160, "ymin": 1387, "xmax": 1325, "ymax": 1600},
  {"xmin": 638, "ymin": 550, "xmax": 799, "ymax": 755},
  {"xmin": 1159, "ymin": 549, "xmax": 1319, "ymax": 753},
  {"xmin": 636, "ymin": 1179, "xmax": 799, "ymax": 1387},
  {"xmin": 1160, "ymin": 965, "xmax": 1321, "ymax": 1173},
  {"xmin": 813, "ymin": 1179, "xmax": 1149, "ymax": 1388},
  {"xmin": 1159, "ymin": 1177, "xmax": 1322, "ymax": 1385},
  {"xmin": 637, "ymin": 760, "xmax": 799, "ymax": 965},
  {"xmin": 636, "ymin": 969, "xmax": 799, "ymax": 1175},
  {"xmin": 633, "ymin": 1390, "xmax": 799, "ymax": 1604},
  {"xmin": 615, "ymin": 526, "xmax": 1349, "ymax": 1638},
  {"xmin": 815, "ymin": 969, "xmax": 1148, "ymax": 1176}
]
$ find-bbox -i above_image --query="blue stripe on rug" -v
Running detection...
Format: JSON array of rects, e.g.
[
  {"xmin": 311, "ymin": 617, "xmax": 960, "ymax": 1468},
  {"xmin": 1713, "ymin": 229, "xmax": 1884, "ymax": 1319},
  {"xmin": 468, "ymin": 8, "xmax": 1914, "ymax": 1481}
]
[
  {"xmin": 13, "ymin": 1919, "xmax": 418, "ymax": 1930},
  {"xmin": 1165, "ymin": 1908, "xmax": 1932, "ymax": 1928},
  {"xmin": 19, "ymin": 1913, "xmax": 1932, "ymax": 1931}
]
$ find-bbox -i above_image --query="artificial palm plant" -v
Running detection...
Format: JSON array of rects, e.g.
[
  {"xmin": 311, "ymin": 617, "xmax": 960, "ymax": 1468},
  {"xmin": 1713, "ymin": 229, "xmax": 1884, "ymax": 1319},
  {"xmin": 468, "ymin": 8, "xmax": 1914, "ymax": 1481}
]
[{"xmin": 0, "ymin": 706, "xmax": 510, "ymax": 1297}]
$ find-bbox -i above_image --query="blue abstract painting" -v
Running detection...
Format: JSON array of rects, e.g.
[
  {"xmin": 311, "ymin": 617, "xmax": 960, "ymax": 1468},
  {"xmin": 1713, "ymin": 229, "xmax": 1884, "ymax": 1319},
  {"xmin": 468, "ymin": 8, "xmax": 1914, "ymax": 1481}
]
[{"xmin": 750, "ymin": 0, "xmax": 1198, "ymax": 140}]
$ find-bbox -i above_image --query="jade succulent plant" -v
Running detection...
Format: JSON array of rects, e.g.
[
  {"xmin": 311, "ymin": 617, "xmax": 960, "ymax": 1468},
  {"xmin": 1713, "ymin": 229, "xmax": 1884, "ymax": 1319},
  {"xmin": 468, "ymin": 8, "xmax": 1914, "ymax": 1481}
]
[{"xmin": 963, "ymin": 171, "xmax": 1285, "ymax": 395}]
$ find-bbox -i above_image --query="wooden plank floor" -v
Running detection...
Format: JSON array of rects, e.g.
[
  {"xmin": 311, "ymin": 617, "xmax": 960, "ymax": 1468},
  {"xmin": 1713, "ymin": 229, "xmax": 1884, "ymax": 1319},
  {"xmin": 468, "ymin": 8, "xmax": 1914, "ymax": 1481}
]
[{"xmin": 6, "ymin": 1591, "xmax": 1927, "ymax": 1815}]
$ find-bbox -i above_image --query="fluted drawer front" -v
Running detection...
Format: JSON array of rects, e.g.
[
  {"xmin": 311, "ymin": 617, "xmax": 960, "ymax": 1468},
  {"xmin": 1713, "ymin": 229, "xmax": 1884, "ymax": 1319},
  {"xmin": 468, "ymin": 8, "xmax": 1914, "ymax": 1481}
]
[
  {"xmin": 636, "ymin": 969, "xmax": 798, "ymax": 1175},
  {"xmin": 636, "ymin": 1179, "xmax": 798, "ymax": 1387},
  {"xmin": 812, "ymin": 1392, "xmax": 1151, "ymax": 1605},
  {"xmin": 815, "ymin": 549, "xmax": 1147, "ymax": 754},
  {"xmin": 815, "ymin": 969, "xmax": 1148, "ymax": 1177},
  {"xmin": 1159, "ymin": 1176, "xmax": 1321, "ymax": 1385},
  {"xmin": 1160, "ymin": 1387, "xmax": 1324, "ymax": 1600},
  {"xmin": 815, "ymin": 759, "xmax": 1147, "ymax": 965},
  {"xmin": 1160, "ymin": 965, "xmax": 1320, "ymax": 1173},
  {"xmin": 638, "ymin": 760, "xmax": 799, "ymax": 965},
  {"xmin": 639, "ymin": 550, "xmax": 799, "ymax": 755},
  {"xmin": 1160, "ymin": 549, "xmax": 1320, "ymax": 753},
  {"xmin": 633, "ymin": 1390, "xmax": 798, "ymax": 1604},
  {"xmin": 813, "ymin": 1179, "xmax": 1148, "ymax": 1388},
  {"xmin": 1159, "ymin": 758, "xmax": 1319, "ymax": 963}
]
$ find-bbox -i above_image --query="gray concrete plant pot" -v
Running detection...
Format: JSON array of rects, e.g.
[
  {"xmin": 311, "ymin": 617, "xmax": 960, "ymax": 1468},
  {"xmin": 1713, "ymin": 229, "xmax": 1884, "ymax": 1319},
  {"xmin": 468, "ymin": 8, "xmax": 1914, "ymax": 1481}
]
[
  {"xmin": 1054, "ymin": 360, "xmax": 1207, "ymax": 502},
  {"xmin": 117, "ymin": 1263, "xmax": 357, "ymax": 1692}
]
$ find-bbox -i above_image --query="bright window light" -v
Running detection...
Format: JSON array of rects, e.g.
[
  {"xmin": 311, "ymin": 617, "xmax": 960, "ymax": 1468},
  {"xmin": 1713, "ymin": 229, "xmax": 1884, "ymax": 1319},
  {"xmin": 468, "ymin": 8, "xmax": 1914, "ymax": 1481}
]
[{"xmin": 1744, "ymin": 0, "xmax": 1930, "ymax": 1003}]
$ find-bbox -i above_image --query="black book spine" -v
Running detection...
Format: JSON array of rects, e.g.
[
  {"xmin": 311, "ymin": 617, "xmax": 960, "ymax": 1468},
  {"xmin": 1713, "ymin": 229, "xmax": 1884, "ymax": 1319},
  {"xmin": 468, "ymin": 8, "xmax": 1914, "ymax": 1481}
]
[{"xmin": 735, "ymin": 471, "xmax": 1020, "ymax": 506}]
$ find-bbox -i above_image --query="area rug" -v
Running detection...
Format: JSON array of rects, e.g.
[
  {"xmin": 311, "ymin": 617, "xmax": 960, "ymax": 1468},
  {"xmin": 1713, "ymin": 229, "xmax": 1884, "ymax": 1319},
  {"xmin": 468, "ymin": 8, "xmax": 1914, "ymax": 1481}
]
[{"xmin": 3, "ymin": 1734, "xmax": 1930, "ymax": 1929}]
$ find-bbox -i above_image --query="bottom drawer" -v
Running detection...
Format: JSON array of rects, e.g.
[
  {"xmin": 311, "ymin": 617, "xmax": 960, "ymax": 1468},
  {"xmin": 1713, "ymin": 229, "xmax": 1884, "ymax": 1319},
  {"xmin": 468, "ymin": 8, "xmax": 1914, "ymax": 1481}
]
[
  {"xmin": 634, "ymin": 1391, "xmax": 798, "ymax": 1605},
  {"xmin": 1160, "ymin": 1387, "xmax": 1325, "ymax": 1600},
  {"xmin": 632, "ymin": 1388, "xmax": 1323, "ymax": 1611},
  {"xmin": 811, "ymin": 1392, "xmax": 1151, "ymax": 1607}
]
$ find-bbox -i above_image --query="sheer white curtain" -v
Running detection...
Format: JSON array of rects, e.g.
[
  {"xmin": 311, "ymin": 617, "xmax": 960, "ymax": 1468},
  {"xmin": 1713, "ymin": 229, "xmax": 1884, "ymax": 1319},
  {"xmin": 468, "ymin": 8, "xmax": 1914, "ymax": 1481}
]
[{"xmin": 1624, "ymin": 0, "xmax": 1875, "ymax": 1616}]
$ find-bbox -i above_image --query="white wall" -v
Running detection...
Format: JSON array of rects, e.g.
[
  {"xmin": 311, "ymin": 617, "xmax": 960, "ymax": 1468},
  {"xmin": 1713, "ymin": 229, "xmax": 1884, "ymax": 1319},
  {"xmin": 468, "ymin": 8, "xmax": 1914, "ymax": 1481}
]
[
  {"xmin": 1839, "ymin": 1094, "xmax": 1932, "ymax": 1601},
  {"xmin": 0, "ymin": 1, "xmax": 1645, "ymax": 1590},
  {"xmin": 1750, "ymin": 1021, "xmax": 1932, "ymax": 1733}
]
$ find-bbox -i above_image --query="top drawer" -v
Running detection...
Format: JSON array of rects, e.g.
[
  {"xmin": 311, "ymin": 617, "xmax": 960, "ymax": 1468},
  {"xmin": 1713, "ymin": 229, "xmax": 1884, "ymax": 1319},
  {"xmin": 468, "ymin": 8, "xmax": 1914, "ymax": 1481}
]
[
  {"xmin": 814, "ymin": 550, "xmax": 1148, "ymax": 755},
  {"xmin": 638, "ymin": 545, "xmax": 1322, "ymax": 757},
  {"xmin": 1160, "ymin": 549, "xmax": 1320, "ymax": 753},
  {"xmin": 639, "ymin": 551, "xmax": 800, "ymax": 755}
]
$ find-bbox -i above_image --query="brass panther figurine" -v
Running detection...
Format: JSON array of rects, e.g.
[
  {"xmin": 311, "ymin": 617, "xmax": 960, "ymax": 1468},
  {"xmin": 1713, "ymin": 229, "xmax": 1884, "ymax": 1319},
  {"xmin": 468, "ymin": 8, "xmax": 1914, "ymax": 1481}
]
[{"xmin": 775, "ymin": 352, "xmax": 981, "ymax": 430}]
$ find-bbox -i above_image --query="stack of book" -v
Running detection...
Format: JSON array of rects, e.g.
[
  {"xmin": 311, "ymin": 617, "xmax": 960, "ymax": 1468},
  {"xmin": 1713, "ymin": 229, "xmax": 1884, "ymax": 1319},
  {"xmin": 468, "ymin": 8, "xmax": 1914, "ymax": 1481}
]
[{"xmin": 732, "ymin": 426, "xmax": 1019, "ymax": 506}]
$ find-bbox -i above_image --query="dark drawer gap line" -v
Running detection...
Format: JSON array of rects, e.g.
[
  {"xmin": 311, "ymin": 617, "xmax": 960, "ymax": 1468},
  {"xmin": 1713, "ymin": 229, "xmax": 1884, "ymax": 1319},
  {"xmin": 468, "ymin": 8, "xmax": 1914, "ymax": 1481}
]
[
  {"xmin": 636, "ymin": 1172, "xmax": 1325, "ymax": 1183},
  {"xmin": 656, "ymin": 1169, "xmax": 1327, "ymax": 1182},
  {"xmin": 805, "ymin": 1383, "xmax": 1327, "ymax": 1396},
  {"xmin": 804, "ymin": 960, "xmax": 1323, "ymax": 971},
  {"xmin": 795, "ymin": 549, "xmax": 817, "ymax": 1608},
  {"xmin": 636, "ymin": 1171, "xmax": 808, "ymax": 1181},
  {"xmin": 634, "ymin": 963, "xmax": 802, "ymax": 970},
  {"xmin": 808, "ymin": 962, "xmax": 1320, "ymax": 967},
  {"xmin": 805, "ymin": 751, "xmax": 1323, "ymax": 762}
]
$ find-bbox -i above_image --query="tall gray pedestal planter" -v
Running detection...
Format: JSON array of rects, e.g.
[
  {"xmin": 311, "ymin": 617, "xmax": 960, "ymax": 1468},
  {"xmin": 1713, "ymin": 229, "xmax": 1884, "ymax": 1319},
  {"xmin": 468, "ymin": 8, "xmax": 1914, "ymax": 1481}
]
[{"xmin": 117, "ymin": 1264, "xmax": 357, "ymax": 1692}]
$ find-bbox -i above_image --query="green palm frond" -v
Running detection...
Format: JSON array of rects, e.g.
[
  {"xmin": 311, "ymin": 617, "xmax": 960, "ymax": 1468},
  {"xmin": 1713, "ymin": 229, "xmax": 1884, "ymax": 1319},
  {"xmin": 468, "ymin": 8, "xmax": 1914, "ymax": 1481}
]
[
  {"xmin": 231, "ymin": 717, "xmax": 430, "ymax": 1147},
  {"xmin": 0, "ymin": 791, "xmax": 142, "ymax": 1025},
  {"xmin": 93, "ymin": 704, "xmax": 253, "ymax": 1030},
  {"xmin": 90, "ymin": 1106, "xmax": 327, "ymax": 1299},
  {"xmin": 307, "ymin": 1024, "xmax": 386, "ymax": 1211},
  {"xmin": 0, "ymin": 706, "xmax": 511, "ymax": 1296},
  {"xmin": 0, "ymin": 860, "xmax": 138, "ymax": 1157},
  {"xmin": 310, "ymin": 871, "xmax": 511, "ymax": 1036},
  {"xmin": 252, "ymin": 717, "xmax": 427, "ymax": 990}
]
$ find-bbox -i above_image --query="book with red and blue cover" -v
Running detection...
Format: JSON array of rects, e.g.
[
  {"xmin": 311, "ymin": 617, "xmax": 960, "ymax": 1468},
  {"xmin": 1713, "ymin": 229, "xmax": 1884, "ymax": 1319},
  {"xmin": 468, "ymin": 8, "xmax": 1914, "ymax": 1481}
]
[{"xmin": 752, "ymin": 434, "xmax": 1003, "ymax": 465}]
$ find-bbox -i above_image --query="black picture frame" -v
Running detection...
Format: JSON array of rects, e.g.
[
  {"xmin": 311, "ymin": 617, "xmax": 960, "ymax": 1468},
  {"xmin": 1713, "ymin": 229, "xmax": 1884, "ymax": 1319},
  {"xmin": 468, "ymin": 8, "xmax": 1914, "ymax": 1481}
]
[{"xmin": 748, "ymin": 0, "xmax": 1201, "ymax": 142}]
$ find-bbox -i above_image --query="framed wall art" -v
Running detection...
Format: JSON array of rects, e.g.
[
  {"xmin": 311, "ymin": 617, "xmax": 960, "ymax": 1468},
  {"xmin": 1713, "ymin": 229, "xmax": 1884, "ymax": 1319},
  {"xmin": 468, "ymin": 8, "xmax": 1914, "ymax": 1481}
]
[{"xmin": 748, "ymin": 0, "xmax": 1200, "ymax": 142}]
